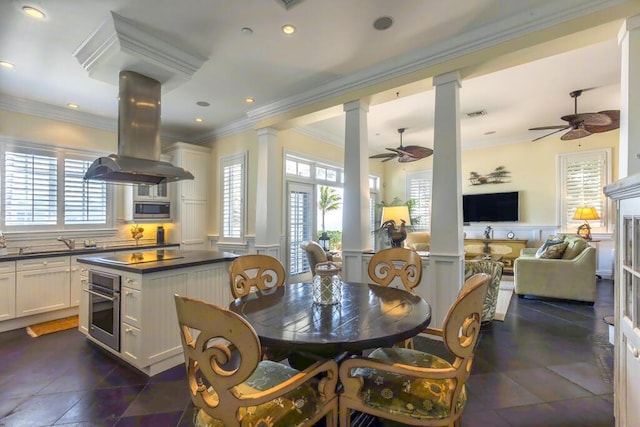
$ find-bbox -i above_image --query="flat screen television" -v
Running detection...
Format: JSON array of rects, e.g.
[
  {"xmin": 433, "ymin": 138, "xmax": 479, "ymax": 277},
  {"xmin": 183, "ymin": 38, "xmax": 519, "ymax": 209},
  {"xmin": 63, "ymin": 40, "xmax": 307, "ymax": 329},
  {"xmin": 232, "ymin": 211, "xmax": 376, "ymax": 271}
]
[{"xmin": 463, "ymin": 191, "xmax": 519, "ymax": 222}]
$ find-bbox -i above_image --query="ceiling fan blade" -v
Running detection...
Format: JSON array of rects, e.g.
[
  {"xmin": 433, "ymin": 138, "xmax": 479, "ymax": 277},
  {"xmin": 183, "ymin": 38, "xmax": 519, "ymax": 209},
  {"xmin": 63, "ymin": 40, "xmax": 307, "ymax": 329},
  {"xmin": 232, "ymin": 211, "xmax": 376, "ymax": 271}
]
[
  {"xmin": 561, "ymin": 112, "xmax": 612, "ymax": 126},
  {"xmin": 382, "ymin": 155, "xmax": 398, "ymax": 162},
  {"xmin": 402, "ymin": 146, "xmax": 434, "ymax": 159},
  {"xmin": 369, "ymin": 153, "xmax": 397, "ymax": 159},
  {"xmin": 585, "ymin": 110, "xmax": 620, "ymax": 133},
  {"xmin": 531, "ymin": 127, "xmax": 569, "ymax": 142},
  {"xmin": 561, "ymin": 128, "xmax": 592, "ymax": 141},
  {"xmin": 528, "ymin": 125, "xmax": 569, "ymax": 131}
]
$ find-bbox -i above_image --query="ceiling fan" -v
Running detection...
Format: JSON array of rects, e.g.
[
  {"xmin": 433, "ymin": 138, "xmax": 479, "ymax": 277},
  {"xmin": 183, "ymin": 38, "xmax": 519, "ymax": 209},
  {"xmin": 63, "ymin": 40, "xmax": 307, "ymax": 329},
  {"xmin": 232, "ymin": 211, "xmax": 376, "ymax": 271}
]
[
  {"xmin": 369, "ymin": 128, "xmax": 433, "ymax": 163},
  {"xmin": 529, "ymin": 89, "xmax": 620, "ymax": 142}
]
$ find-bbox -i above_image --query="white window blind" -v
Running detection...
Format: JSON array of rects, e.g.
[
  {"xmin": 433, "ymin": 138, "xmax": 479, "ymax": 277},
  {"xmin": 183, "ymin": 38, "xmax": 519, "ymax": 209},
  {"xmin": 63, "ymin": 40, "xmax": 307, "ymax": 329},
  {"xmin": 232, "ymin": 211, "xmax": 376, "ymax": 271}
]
[
  {"xmin": 64, "ymin": 158, "xmax": 107, "ymax": 224},
  {"xmin": 559, "ymin": 150, "xmax": 609, "ymax": 232},
  {"xmin": 289, "ymin": 188, "xmax": 311, "ymax": 275},
  {"xmin": 4, "ymin": 151, "xmax": 57, "ymax": 225},
  {"xmin": 406, "ymin": 171, "xmax": 432, "ymax": 231},
  {"xmin": 221, "ymin": 154, "xmax": 245, "ymax": 239}
]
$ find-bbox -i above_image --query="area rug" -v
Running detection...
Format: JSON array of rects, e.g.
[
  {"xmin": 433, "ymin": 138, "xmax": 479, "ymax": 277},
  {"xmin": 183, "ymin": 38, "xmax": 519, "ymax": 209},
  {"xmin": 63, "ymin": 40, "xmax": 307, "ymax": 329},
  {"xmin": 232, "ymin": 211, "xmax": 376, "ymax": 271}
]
[
  {"xmin": 26, "ymin": 315, "xmax": 78, "ymax": 338},
  {"xmin": 494, "ymin": 276, "xmax": 515, "ymax": 321}
]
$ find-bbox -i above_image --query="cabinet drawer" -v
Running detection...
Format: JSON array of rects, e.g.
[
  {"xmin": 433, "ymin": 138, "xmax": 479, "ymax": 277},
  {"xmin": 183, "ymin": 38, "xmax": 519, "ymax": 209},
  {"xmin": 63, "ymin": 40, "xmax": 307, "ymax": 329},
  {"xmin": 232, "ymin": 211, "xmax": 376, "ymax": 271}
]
[
  {"xmin": 17, "ymin": 256, "xmax": 70, "ymax": 271},
  {"xmin": 0, "ymin": 261, "xmax": 15, "ymax": 274},
  {"xmin": 121, "ymin": 323, "xmax": 141, "ymax": 363},
  {"xmin": 122, "ymin": 287, "xmax": 142, "ymax": 328}
]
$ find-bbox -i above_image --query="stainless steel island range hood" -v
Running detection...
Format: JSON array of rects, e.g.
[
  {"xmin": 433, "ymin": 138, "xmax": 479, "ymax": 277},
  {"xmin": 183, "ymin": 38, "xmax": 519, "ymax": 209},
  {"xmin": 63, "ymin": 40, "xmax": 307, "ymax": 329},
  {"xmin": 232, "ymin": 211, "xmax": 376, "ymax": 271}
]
[{"xmin": 84, "ymin": 71, "xmax": 194, "ymax": 185}]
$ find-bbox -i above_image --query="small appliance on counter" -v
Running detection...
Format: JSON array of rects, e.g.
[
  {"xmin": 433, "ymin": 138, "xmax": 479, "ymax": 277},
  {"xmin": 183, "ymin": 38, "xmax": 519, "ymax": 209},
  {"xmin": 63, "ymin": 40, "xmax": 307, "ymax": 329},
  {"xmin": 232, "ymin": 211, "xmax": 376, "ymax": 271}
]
[{"xmin": 156, "ymin": 226, "xmax": 165, "ymax": 244}]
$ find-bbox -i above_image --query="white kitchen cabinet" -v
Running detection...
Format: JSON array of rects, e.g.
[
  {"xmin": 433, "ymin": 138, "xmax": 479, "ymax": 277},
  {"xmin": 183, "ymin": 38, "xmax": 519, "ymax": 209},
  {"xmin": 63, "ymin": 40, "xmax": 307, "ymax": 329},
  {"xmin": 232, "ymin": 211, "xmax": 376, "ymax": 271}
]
[
  {"xmin": 134, "ymin": 181, "xmax": 169, "ymax": 201},
  {"xmin": 0, "ymin": 261, "xmax": 16, "ymax": 321},
  {"xmin": 121, "ymin": 286, "xmax": 141, "ymax": 328},
  {"xmin": 16, "ymin": 256, "xmax": 71, "ymax": 317},
  {"xmin": 164, "ymin": 142, "xmax": 210, "ymax": 250},
  {"xmin": 70, "ymin": 255, "xmax": 89, "ymax": 307},
  {"xmin": 604, "ymin": 175, "xmax": 640, "ymax": 427}
]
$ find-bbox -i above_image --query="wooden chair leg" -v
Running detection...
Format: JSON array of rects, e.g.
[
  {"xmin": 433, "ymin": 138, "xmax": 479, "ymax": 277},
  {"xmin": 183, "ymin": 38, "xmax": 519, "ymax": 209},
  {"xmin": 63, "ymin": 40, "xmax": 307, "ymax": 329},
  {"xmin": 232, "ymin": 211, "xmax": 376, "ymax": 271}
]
[{"xmin": 339, "ymin": 405, "xmax": 351, "ymax": 427}]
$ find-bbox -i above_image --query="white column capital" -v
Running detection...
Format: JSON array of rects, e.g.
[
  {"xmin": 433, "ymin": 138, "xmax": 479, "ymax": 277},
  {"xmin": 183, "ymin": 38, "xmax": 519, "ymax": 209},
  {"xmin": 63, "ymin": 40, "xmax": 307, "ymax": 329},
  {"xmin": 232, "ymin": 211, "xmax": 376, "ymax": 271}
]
[
  {"xmin": 619, "ymin": 14, "xmax": 640, "ymax": 43},
  {"xmin": 343, "ymin": 99, "xmax": 369, "ymax": 113},
  {"xmin": 433, "ymin": 71, "xmax": 462, "ymax": 88},
  {"xmin": 256, "ymin": 127, "xmax": 278, "ymax": 138}
]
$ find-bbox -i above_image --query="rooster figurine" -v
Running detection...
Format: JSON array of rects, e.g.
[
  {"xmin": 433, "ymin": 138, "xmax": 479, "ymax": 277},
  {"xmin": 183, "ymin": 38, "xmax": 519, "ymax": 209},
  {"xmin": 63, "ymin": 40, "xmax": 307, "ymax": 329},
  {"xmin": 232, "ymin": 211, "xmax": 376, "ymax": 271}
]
[{"xmin": 381, "ymin": 219, "xmax": 407, "ymax": 248}]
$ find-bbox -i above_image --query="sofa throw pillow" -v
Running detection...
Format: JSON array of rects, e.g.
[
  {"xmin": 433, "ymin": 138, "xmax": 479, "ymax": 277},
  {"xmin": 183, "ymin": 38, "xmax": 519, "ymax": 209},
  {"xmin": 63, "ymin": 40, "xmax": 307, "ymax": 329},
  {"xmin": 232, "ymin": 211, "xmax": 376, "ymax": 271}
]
[
  {"xmin": 535, "ymin": 238, "xmax": 565, "ymax": 259},
  {"xmin": 537, "ymin": 241, "xmax": 569, "ymax": 259}
]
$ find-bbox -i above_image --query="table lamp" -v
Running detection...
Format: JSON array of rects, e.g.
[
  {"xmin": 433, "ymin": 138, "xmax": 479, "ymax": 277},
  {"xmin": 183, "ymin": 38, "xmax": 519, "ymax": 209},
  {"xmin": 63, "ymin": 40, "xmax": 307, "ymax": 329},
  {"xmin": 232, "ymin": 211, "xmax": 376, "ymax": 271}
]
[
  {"xmin": 572, "ymin": 206, "xmax": 600, "ymax": 240},
  {"xmin": 381, "ymin": 205, "xmax": 411, "ymax": 248}
]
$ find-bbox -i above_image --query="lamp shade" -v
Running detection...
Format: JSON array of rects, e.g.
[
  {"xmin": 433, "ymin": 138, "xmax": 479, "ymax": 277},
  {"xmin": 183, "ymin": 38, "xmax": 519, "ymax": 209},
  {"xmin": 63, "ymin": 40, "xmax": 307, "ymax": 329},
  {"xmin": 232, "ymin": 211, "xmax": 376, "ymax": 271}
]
[
  {"xmin": 572, "ymin": 206, "xmax": 601, "ymax": 221},
  {"xmin": 381, "ymin": 205, "xmax": 411, "ymax": 227}
]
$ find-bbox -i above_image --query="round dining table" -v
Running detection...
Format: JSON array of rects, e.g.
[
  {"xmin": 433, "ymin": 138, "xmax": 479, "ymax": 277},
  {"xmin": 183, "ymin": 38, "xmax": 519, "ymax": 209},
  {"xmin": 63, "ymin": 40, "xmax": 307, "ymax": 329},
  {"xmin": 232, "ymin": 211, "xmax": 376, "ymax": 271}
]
[{"xmin": 228, "ymin": 281, "xmax": 432, "ymax": 355}]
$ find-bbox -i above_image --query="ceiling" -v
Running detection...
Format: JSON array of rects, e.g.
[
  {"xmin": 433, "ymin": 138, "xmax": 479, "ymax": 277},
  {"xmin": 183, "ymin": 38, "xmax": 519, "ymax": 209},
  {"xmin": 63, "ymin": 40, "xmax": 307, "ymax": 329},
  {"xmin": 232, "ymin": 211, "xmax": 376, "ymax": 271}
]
[{"xmin": 0, "ymin": 0, "xmax": 633, "ymax": 154}]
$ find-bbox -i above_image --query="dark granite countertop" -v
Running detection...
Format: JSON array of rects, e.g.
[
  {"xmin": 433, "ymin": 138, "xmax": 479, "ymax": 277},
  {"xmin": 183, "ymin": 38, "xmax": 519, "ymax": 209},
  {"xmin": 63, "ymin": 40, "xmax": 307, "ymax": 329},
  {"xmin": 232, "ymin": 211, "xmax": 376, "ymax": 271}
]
[
  {"xmin": 76, "ymin": 250, "xmax": 238, "ymax": 274},
  {"xmin": 0, "ymin": 243, "xmax": 180, "ymax": 262}
]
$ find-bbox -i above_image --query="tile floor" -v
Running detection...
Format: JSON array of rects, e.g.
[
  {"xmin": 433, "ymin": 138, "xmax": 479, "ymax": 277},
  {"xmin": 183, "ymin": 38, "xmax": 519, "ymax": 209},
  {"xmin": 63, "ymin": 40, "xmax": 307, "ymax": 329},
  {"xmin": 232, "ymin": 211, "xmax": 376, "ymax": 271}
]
[{"xmin": 0, "ymin": 279, "xmax": 615, "ymax": 426}]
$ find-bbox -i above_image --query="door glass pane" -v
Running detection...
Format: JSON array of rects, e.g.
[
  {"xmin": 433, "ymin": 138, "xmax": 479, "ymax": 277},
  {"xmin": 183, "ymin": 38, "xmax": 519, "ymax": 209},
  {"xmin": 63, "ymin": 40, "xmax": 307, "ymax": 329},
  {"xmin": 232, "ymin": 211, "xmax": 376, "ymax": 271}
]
[
  {"xmin": 156, "ymin": 182, "xmax": 168, "ymax": 198},
  {"xmin": 624, "ymin": 271, "xmax": 633, "ymax": 319},
  {"xmin": 635, "ymin": 218, "xmax": 640, "ymax": 271},
  {"xmin": 289, "ymin": 189, "xmax": 311, "ymax": 275},
  {"xmin": 624, "ymin": 217, "xmax": 633, "ymax": 267}
]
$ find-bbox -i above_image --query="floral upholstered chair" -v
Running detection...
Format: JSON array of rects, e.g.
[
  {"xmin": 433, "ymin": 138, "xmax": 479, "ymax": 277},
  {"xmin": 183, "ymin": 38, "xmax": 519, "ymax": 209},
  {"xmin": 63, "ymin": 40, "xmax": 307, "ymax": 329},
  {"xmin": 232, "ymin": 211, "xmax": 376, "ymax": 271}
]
[
  {"xmin": 338, "ymin": 273, "xmax": 490, "ymax": 427},
  {"xmin": 174, "ymin": 294, "xmax": 339, "ymax": 427},
  {"xmin": 464, "ymin": 259, "xmax": 504, "ymax": 323}
]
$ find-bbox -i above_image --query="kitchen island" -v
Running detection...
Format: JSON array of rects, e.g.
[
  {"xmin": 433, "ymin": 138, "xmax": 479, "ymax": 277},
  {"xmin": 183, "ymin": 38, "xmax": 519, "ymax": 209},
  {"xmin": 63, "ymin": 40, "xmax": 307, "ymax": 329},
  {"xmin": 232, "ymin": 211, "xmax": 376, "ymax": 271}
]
[{"xmin": 78, "ymin": 249, "xmax": 237, "ymax": 376}]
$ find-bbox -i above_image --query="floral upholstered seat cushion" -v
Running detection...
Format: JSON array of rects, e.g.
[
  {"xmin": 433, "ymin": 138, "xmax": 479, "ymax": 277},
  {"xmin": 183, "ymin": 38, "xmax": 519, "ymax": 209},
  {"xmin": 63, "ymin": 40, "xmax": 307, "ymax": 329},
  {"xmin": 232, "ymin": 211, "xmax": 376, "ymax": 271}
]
[
  {"xmin": 195, "ymin": 360, "xmax": 321, "ymax": 427},
  {"xmin": 353, "ymin": 347, "xmax": 466, "ymax": 421}
]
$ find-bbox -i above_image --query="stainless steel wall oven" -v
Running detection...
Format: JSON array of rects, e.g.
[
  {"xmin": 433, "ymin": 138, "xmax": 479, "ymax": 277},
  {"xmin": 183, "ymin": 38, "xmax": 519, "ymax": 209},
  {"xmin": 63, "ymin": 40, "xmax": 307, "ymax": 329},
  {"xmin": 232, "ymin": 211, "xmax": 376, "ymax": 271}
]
[{"xmin": 85, "ymin": 271, "xmax": 121, "ymax": 351}]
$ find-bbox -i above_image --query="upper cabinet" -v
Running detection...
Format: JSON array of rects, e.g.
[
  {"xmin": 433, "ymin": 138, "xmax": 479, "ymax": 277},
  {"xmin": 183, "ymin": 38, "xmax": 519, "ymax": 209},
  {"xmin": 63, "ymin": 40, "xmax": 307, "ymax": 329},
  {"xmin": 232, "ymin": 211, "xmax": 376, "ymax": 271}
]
[
  {"xmin": 164, "ymin": 142, "xmax": 210, "ymax": 201},
  {"xmin": 134, "ymin": 181, "xmax": 169, "ymax": 201}
]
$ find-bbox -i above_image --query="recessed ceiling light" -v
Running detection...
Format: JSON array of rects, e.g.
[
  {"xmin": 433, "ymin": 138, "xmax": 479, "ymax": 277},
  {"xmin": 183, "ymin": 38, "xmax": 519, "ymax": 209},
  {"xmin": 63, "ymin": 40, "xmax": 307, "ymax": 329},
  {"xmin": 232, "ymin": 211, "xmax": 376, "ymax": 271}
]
[
  {"xmin": 0, "ymin": 61, "xmax": 15, "ymax": 69},
  {"xmin": 282, "ymin": 24, "xmax": 296, "ymax": 35},
  {"xmin": 484, "ymin": 130, "xmax": 496, "ymax": 135},
  {"xmin": 196, "ymin": 101, "xmax": 210, "ymax": 107},
  {"xmin": 22, "ymin": 6, "xmax": 46, "ymax": 19},
  {"xmin": 244, "ymin": 97, "xmax": 255, "ymax": 104},
  {"xmin": 66, "ymin": 103, "xmax": 79, "ymax": 109},
  {"xmin": 195, "ymin": 117, "xmax": 204, "ymax": 123},
  {"xmin": 241, "ymin": 27, "xmax": 253, "ymax": 35}
]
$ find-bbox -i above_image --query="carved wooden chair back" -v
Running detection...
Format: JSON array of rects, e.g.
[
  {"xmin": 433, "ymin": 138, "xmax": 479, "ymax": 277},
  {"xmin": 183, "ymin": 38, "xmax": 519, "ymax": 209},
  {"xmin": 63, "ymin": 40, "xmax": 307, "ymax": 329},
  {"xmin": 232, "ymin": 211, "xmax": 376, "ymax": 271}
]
[
  {"xmin": 338, "ymin": 273, "xmax": 490, "ymax": 427},
  {"xmin": 368, "ymin": 247, "xmax": 422, "ymax": 292},
  {"xmin": 229, "ymin": 254, "xmax": 286, "ymax": 299},
  {"xmin": 174, "ymin": 294, "xmax": 339, "ymax": 426}
]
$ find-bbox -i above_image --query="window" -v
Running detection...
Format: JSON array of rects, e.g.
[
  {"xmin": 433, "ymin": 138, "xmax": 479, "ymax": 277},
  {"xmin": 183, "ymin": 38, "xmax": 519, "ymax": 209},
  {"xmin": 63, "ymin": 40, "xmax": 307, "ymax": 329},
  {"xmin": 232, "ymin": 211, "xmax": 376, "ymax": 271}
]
[
  {"xmin": 558, "ymin": 149, "xmax": 610, "ymax": 233},
  {"xmin": 288, "ymin": 183, "xmax": 313, "ymax": 276},
  {"xmin": 1, "ymin": 143, "xmax": 110, "ymax": 231},
  {"xmin": 64, "ymin": 158, "xmax": 107, "ymax": 224},
  {"xmin": 406, "ymin": 170, "xmax": 432, "ymax": 231},
  {"xmin": 220, "ymin": 153, "xmax": 246, "ymax": 240}
]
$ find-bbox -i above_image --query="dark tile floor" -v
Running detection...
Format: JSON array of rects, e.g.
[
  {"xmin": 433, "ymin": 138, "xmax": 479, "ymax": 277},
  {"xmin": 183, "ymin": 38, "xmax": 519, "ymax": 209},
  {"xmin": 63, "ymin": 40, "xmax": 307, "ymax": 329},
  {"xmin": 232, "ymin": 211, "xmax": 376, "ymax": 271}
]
[{"xmin": 0, "ymin": 279, "xmax": 615, "ymax": 427}]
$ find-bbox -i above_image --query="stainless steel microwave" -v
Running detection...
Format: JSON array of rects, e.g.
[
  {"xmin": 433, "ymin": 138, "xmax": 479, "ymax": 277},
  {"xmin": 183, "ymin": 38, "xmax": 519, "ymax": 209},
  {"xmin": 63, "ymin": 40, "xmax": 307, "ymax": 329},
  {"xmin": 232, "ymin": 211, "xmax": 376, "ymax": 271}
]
[{"xmin": 133, "ymin": 201, "xmax": 171, "ymax": 220}]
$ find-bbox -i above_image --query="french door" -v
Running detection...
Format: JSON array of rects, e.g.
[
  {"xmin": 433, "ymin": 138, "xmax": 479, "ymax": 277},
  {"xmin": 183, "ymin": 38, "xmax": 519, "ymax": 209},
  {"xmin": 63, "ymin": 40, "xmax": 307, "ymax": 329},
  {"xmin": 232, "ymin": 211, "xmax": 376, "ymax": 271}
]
[{"xmin": 287, "ymin": 182, "xmax": 314, "ymax": 282}]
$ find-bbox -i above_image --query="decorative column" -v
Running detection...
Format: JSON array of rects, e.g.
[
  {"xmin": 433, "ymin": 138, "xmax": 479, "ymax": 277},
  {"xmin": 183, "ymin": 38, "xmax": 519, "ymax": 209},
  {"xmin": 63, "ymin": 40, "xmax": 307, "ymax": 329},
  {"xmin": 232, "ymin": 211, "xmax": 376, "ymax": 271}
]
[
  {"xmin": 254, "ymin": 127, "xmax": 281, "ymax": 259},
  {"xmin": 341, "ymin": 100, "xmax": 371, "ymax": 282},
  {"xmin": 420, "ymin": 71, "xmax": 465, "ymax": 328},
  {"xmin": 619, "ymin": 14, "xmax": 640, "ymax": 178}
]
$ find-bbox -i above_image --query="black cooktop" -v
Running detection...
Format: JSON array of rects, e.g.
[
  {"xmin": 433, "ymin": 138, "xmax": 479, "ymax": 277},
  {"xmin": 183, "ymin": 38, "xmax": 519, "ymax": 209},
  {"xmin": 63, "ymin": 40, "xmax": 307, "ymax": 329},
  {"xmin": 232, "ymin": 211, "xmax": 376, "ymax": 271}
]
[{"xmin": 101, "ymin": 250, "xmax": 184, "ymax": 265}]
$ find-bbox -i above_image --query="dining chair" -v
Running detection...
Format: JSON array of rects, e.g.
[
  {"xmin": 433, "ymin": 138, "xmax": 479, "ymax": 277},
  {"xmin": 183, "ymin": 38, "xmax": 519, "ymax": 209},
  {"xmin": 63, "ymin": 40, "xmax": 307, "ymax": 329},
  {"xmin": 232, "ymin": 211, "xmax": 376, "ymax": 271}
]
[
  {"xmin": 174, "ymin": 294, "xmax": 339, "ymax": 427},
  {"xmin": 367, "ymin": 247, "xmax": 422, "ymax": 292},
  {"xmin": 229, "ymin": 254, "xmax": 286, "ymax": 298},
  {"xmin": 338, "ymin": 273, "xmax": 491, "ymax": 427},
  {"xmin": 464, "ymin": 259, "xmax": 504, "ymax": 323}
]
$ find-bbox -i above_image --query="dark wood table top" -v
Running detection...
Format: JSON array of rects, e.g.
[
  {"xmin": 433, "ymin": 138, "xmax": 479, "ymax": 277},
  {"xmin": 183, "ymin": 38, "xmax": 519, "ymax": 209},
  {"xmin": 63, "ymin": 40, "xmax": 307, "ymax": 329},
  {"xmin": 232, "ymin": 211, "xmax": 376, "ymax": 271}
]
[{"xmin": 228, "ymin": 282, "xmax": 432, "ymax": 354}]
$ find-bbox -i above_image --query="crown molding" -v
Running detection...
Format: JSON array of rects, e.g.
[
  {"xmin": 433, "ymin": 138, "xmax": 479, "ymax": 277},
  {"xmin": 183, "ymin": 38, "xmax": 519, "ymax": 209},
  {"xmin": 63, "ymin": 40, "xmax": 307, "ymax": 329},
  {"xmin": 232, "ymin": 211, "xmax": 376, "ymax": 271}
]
[
  {"xmin": 294, "ymin": 126, "xmax": 344, "ymax": 147},
  {"xmin": 73, "ymin": 11, "xmax": 207, "ymax": 92},
  {"xmin": 190, "ymin": 116, "xmax": 255, "ymax": 144},
  {"xmin": 0, "ymin": 94, "xmax": 117, "ymax": 132},
  {"xmin": 246, "ymin": 0, "xmax": 627, "ymax": 123}
]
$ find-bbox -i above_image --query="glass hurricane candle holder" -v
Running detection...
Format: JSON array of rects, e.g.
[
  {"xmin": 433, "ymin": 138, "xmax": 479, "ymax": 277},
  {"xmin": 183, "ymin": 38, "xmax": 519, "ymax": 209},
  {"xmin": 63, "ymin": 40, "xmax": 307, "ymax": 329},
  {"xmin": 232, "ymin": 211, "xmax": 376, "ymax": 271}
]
[{"xmin": 312, "ymin": 262, "xmax": 342, "ymax": 305}]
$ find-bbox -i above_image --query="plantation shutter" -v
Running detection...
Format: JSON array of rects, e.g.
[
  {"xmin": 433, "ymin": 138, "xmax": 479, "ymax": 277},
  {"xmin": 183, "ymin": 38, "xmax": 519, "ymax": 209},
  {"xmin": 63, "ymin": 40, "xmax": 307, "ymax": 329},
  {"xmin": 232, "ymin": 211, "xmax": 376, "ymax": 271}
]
[
  {"xmin": 64, "ymin": 158, "xmax": 107, "ymax": 224},
  {"xmin": 222, "ymin": 161, "xmax": 244, "ymax": 239},
  {"xmin": 289, "ymin": 188, "xmax": 311, "ymax": 275},
  {"xmin": 560, "ymin": 150, "xmax": 608, "ymax": 232},
  {"xmin": 4, "ymin": 151, "xmax": 57, "ymax": 225},
  {"xmin": 406, "ymin": 171, "xmax": 432, "ymax": 231}
]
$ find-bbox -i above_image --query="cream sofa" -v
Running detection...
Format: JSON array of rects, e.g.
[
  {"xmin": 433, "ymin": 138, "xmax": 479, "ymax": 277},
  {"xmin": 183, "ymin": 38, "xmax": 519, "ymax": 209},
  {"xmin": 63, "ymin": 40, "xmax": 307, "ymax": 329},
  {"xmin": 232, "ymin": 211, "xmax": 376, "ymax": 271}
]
[
  {"xmin": 404, "ymin": 232, "xmax": 430, "ymax": 252},
  {"xmin": 514, "ymin": 234, "xmax": 596, "ymax": 304}
]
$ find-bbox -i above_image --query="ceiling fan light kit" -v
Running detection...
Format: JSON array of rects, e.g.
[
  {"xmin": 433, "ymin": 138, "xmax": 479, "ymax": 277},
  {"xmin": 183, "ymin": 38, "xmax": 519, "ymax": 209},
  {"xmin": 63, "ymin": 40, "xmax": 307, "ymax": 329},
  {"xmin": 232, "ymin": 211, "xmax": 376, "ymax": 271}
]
[
  {"xmin": 369, "ymin": 128, "xmax": 433, "ymax": 163},
  {"xmin": 529, "ymin": 89, "xmax": 620, "ymax": 142}
]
